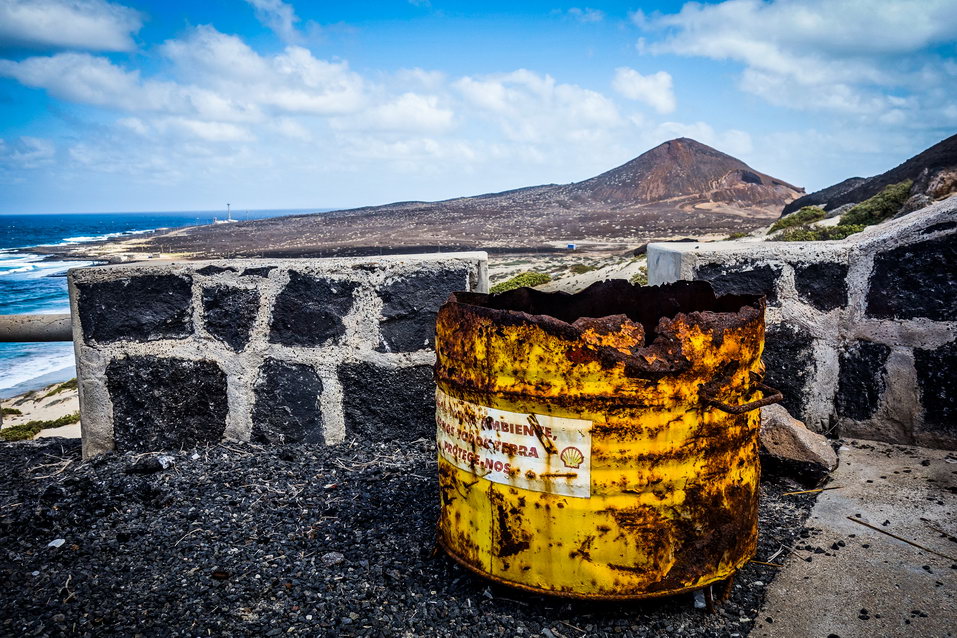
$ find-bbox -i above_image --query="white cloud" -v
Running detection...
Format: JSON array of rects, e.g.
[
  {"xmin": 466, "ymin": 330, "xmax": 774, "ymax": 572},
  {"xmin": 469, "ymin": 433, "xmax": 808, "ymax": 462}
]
[
  {"xmin": 738, "ymin": 68, "xmax": 916, "ymax": 116},
  {"xmin": 161, "ymin": 26, "xmax": 271, "ymax": 84},
  {"xmin": 454, "ymin": 76, "xmax": 509, "ymax": 112},
  {"xmin": 0, "ymin": 136, "xmax": 56, "ymax": 168},
  {"xmin": 161, "ymin": 118, "xmax": 255, "ymax": 142},
  {"xmin": 267, "ymin": 46, "xmax": 365, "ymax": 114},
  {"xmin": 0, "ymin": 27, "xmax": 368, "ymax": 122},
  {"xmin": 0, "ymin": 52, "xmax": 259, "ymax": 121},
  {"xmin": 270, "ymin": 117, "xmax": 312, "ymax": 141},
  {"xmin": 340, "ymin": 135, "xmax": 476, "ymax": 165},
  {"xmin": 0, "ymin": 0, "xmax": 141, "ymax": 52},
  {"xmin": 163, "ymin": 28, "xmax": 368, "ymax": 115},
  {"xmin": 244, "ymin": 0, "xmax": 301, "ymax": 43},
  {"xmin": 334, "ymin": 93, "xmax": 454, "ymax": 133},
  {"xmin": 454, "ymin": 69, "xmax": 622, "ymax": 143},
  {"xmin": 0, "ymin": 53, "xmax": 167, "ymax": 110},
  {"xmin": 567, "ymin": 8, "xmax": 605, "ymax": 23},
  {"xmin": 638, "ymin": 0, "xmax": 957, "ymax": 119},
  {"xmin": 612, "ymin": 67, "xmax": 676, "ymax": 114},
  {"xmin": 117, "ymin": 115, "xmax": 254, "ymax": 142},
  {"xmin": 395, "ymin": 67, "xmax": 446, "ymax": 91},
  {"xmin": 639, "ymin": 0, "xmax": 957, "ymax": 64}
]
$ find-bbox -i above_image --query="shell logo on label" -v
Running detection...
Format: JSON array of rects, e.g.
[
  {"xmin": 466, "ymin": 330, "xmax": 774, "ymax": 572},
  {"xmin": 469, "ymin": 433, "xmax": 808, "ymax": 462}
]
[
  {"xmin": 559, "ymin": 447, "xmax": 584, "ymax": 469},
  {"xmin": 435, "ymin": 388, "xmax": 593, "ymax": 498}
]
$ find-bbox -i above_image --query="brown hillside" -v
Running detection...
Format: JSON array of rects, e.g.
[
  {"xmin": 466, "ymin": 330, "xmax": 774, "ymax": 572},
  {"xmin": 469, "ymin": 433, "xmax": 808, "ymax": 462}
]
[
  {"xmin": 782, "ymin": 132, "xmax": 957, "ymax": 215},
  {"xmin": 66, "ymin": 138, "xmax": 804, "ymax": 258}
]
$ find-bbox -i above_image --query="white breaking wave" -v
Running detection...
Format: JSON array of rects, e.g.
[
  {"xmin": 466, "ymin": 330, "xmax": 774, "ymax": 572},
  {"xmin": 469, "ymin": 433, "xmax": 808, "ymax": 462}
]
[
  {"xmin": 0, "ymin": 251, "xmax": 95, "ymax": 279},
  {"xmin": 0, "ymin": 343, "xmax": 75, "ymax": 392},
  {"xmin": 0, "ymin": 264, "xmax": 38, "ymax": 275},
  {"xmin": 54, "ymin": 228, "xmax": 154, "ymax": 246}
]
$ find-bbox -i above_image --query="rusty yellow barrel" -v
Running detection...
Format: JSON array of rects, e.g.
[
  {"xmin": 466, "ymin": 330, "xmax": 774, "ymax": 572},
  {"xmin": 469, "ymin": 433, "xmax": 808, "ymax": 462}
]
[{"xmin": 434, "ymin": 279, "xmax": 779, "ymax": 599}]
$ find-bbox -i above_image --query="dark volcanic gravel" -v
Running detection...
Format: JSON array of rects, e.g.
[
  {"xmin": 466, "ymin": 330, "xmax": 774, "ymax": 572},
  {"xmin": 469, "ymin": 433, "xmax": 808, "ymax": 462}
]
[{"xmin": 0, "ymin": 438, "xmax": 817, "ymax": 637}]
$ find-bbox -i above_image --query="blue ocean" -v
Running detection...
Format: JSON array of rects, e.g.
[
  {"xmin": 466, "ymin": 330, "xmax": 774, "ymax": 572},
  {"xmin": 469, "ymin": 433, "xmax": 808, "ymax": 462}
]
[{"xmin": 0, "ymin": 210, "xmax": 308, "ymax": 398}]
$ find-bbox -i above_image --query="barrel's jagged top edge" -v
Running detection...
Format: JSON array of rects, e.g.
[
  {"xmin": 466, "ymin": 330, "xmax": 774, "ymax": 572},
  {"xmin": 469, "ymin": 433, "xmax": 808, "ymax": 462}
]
[
  {"xmin": 439, "ymin": 279, "xmax": 765, "ymax": 380},
  {"xmin": 445, "ymin": 279, "xmax": 763, "ymax": 337}
]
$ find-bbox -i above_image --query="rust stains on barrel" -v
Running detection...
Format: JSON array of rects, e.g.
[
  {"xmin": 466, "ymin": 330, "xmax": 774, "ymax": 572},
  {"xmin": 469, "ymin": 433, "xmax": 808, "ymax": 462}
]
[{"xmin": 434, "ymin": 279, "xmax": 774, "ymax": 600}]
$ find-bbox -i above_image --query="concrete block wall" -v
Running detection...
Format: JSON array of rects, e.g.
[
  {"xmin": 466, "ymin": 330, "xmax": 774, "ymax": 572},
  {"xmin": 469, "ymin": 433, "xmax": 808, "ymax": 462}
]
[
  {"xmin": 648, "ymin": 199, "xmax": 956, "ymax": 449},
  {"xmin": 68, "ymin": 252, "xmax": 488, "ymax": 457}
]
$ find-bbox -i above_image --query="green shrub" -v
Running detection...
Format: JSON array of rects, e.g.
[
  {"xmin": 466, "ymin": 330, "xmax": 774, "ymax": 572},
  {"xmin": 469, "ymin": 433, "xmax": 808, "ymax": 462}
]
[
  {"xmin": 0, "ymin": 411, "xmax": 80, "ymax": 441},
  {"xmin": 768, "ymin": 207, "xmax": 826, "ymax": 233},
  {"xmin": 629, "ymin": 267, "xmax": 649, "ymax": 286},
  {"xmin": 1, "ymin": 407, "xmax": 22, "ymax": 416},
  {"xmin": 773, "ymin": 224, "xmax": 867, "ymax": 242},
  {"xmin": 839, "ymin": 180, "xmax": 912, "ymax": 227},
  {"xmin": 42, "ymin": 378, "xmax": 78, "ymax": 399},
  {"xmin": 568, "ymin": 264, "xmax": 597, "ymax": 275},
  {"xmin": 490, "ymin": 271, "xmax": 552, "ymax": 294}
]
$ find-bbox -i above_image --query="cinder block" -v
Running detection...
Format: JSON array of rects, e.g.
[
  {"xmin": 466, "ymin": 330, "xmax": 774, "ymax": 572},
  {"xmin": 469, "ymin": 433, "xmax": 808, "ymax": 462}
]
[
  {"xmin": 694, "ymin": 261, "xmax": 782, "ymax": 304},
  {"xmin": 914, "ymin": 339, "xmax": 957, "ymax": 441},
  {"xmin": 763, "ymin": 322, "xmax": 816, "ymax": 418},
  {"xmin": 76, "ymin": 274, "xmax": 193, "ymax": 343},
  {"xmin": 202, "ymin": 285, "xmax": 259, "ymax": 351},
  {"xmin": 269, "ymin": 272, "xmax": 358, "ymax": 346},
  {"xmin": 339, "ymin": 362, "xmax": 435, "ymax": 441},
  {"xmin": 108, "ymin": 355, "xmax": 228, "ymax": 452},
  {"xmin": 251, "ymin": 358, "xmax": 324, "ymax": 444},
  {"xmin": 377, "ymin": 267, "xmax": 472, "ymax": 353},
  {"xmin": 866, "ymin": 235, "xmax": 957, "ymax": 320},
  {"xmin": 836, "ymin": 341, "xmax": 891, "ymax": 421},
  {"xmin": 794, "ymin": 262, "xmax": 849, "ymax": 312}
]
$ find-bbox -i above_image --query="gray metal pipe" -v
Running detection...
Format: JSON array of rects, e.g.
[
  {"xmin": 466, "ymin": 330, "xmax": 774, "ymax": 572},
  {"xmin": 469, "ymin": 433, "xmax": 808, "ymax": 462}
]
[{"xmin": 0, "ymin": 314, "xmax": 73, "ymax": 342}]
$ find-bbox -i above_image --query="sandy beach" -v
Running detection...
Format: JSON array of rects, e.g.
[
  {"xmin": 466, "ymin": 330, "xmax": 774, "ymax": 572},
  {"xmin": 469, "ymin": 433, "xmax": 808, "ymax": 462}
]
[{"xmin": 1, "ymin": 379, "xmax": 80, "ymax": 440}]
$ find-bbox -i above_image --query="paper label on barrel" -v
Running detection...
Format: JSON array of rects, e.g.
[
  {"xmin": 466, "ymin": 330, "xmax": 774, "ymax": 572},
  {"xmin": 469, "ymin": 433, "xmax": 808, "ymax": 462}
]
[{"xmin": 435, "ymin": 388, "xmax": 593, "ymax": 498}]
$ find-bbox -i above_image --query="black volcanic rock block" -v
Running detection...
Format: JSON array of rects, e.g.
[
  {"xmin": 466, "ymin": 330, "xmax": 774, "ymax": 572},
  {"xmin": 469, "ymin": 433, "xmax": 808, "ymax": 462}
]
[
  {"xmin": 269, "ymin": 272, "xmax": 358, "ymax": 346},
  {"xmin": 107, "ymin": 356, "xmax": 228, "ymax": 452},
  {"xmin": 377, "ymin": 268, "xmax": 470, "ymax": 352},
  {"xmin": 836, "ymin": 340, "xmax": 891, "ymax": 421},
  {"xmin": 340, "ymin": 362, "xmax": 435, "ymax": 441},
  {"xmin": 77, "ymin": 274, "xmax": 193, "ymax": 343},
  {"xmin": 241, "ymin": 266, "xmax": 276, "ymax": 277},
  {"xmin": 695, "ymin": 261, "xmax": 782, "ymax": 305},
  {"xmin": 763, "ymin": 321, "xmax": 815, "ymax": 418},
  {"xmin": 794, "ymin": 262, "xmax": 849, "ymax": 312},
  {"xmin": 915, "ymin": 340, "xmax": 957, "ymax": 435},
  {"xmin": 866, "ymin": 235, "xmax": 957, "ymax": 321},
  {"xmin": 921, "ymin": 220, "xmax": 957, "ymax": 235},
  {"xmin": 202, "ymin": 285, "xmax": 260, "ymax": 351},
  {"xmin": 196, "ymin": 265, "xmax": 235, "ymax": 275},
  {"xmin": 251, "ymin": 359, "xmax": 323, "ymax": 444}
]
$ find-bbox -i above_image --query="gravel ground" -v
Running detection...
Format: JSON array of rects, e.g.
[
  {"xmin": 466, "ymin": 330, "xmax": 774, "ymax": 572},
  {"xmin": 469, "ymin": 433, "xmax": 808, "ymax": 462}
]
[{"xmin": 0, "ymin": 437, "xmax": 817, "ymax": 638}]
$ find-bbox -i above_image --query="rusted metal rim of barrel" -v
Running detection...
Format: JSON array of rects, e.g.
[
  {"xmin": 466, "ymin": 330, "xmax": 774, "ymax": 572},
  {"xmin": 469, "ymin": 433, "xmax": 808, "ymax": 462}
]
[
  {"xmin": 436, "ymin": 535, "xmax": 752, "ymax": 601},
  {"xmin": 440, "ymin": 279, "xmax": 766, "ymax": 383}
]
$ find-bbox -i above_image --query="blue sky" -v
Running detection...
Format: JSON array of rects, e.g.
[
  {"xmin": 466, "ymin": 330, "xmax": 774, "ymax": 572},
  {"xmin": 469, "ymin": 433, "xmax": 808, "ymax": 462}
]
[{"xmin": 0, "ymin": 0, "xmax": 955, "ymax": 213}]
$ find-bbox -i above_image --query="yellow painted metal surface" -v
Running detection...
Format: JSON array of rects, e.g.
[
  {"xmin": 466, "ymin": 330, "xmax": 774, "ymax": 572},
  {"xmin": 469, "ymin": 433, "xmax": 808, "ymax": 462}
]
[{"xmin": 434, "ymin": 280, "xmax": 768, "ymax": 599}]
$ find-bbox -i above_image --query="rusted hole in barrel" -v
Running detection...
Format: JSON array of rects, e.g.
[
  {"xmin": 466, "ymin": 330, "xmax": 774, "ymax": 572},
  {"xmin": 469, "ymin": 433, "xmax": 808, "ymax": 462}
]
[
  {"xmin": 454, "ymin": 279, "xmax": 759, "ymax": 343},
  {"xmin": 435, "ymin": 279, "xmax": 773, "ymax": 600}
]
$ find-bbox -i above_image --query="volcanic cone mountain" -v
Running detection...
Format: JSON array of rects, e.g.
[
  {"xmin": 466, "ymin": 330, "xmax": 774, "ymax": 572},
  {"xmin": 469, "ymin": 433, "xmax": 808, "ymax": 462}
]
[{"xmin": 92, "ymin": 138, "xmax": 804, "ymax": 258}]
